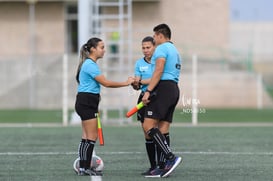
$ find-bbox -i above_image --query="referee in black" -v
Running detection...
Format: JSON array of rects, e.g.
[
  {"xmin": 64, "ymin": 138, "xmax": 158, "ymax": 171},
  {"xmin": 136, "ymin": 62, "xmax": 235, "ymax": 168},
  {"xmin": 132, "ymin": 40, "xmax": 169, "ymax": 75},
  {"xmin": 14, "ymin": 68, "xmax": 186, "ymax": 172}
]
[{"xmin": 142, "ymin": 23, "xmax": 182, "ymax": 178}]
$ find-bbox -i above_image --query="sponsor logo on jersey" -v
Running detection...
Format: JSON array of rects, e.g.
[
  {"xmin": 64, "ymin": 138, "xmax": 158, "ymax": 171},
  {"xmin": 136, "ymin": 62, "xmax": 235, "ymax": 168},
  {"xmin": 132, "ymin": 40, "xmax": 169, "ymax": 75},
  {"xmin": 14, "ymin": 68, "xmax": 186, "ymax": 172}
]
[{"xmin": 140, "ymin": 66, "xmax": 149, "ymax": 72}]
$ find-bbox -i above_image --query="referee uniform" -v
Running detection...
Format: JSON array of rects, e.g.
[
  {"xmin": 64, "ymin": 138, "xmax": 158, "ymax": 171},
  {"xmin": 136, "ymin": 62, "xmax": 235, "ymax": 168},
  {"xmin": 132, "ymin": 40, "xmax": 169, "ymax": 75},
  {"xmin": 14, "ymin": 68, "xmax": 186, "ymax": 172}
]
[
  {"xmin": 75, "ymin": 58, "xmax": 101, "ymax": 120},
  {"xmin": 134, "ymin": 57, "xmax": 153, "ymax": 123},
  {"xmin": 75, "ymin": 58, "xmax": 101, "ymax": 174},
  {"xmin": 144, "ymin": 41, "xmax": 181, "ymax": 122}
]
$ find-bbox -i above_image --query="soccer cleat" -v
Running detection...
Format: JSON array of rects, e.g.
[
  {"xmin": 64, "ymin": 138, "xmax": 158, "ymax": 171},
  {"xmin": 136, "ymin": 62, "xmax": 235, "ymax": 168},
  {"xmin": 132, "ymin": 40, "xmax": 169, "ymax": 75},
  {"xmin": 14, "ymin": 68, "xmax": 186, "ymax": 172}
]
[
  {"xmin": 161, "ymin": 156, "xmax": 182, "ymax": 178},
  {"xmin": 141, "ymin": 167, "xmax": 156, "ymax": 176},
  {"xmin": 94, "ymin": 171, "xmax": 103, "ymax": 176},
  {"xmin": 78, "ymin": 170, "xmax": 88, "ymax": 176},
  {"xmin": 77, "ymin": 169, "xmax": 103, "ymax": 176},
  {"xmin": 144, "ymin": 168, "xmax": 163, "ymax": 178},
  {"xmin": 84, "ymin": 169, "xmax": 103, "ymax": 176}
]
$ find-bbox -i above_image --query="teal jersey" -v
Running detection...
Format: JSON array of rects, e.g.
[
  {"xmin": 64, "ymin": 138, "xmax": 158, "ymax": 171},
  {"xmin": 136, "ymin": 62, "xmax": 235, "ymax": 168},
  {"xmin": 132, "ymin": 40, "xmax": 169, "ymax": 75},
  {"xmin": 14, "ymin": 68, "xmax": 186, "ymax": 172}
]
[
  {"xmin": 77, "ymin": 58, "xmax": 102, "ymax": 94},
  {"xmin": 151, "ymin": 42, "xmax": 181, "ymax": 83},
  {"xmin": 134, "ymin": 58, "xmax": 153, "ymax": 92}
]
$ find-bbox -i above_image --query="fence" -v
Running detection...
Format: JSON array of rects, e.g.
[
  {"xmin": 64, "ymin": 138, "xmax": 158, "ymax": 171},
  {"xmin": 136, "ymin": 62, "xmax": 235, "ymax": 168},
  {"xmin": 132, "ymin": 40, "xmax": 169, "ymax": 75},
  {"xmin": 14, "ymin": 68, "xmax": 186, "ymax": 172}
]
[{"xmin": 0, "ymin": 47, "xmax": 273, "ymax": 125}]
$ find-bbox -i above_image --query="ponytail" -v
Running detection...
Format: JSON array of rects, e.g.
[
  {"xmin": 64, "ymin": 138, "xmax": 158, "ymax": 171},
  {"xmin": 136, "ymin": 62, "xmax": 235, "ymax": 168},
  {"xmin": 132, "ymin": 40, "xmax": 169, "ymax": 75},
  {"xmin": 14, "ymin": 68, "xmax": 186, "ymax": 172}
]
[
  {"xmin": 76, "ymin": 44, "xmax": 89, "ymax": 83},
  {"xmin": 76, "ymin": 37, "xmax": 102, "ymax": 83}
]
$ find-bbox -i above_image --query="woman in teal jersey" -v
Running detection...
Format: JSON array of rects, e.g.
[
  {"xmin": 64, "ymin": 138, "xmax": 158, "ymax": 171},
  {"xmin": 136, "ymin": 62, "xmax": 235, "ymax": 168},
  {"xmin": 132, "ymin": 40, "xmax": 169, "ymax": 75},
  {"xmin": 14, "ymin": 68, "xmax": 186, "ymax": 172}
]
[
  {"xmin": 142, "ymin": 24, "xmax": 182, "ymax": 178},
  {"xmin": 132, "ymin": 36, "xmax": 157, "ymax": 175},
  {"xmin": 75, "ymin": 37, "xmax": 134, "ymax": 176}
]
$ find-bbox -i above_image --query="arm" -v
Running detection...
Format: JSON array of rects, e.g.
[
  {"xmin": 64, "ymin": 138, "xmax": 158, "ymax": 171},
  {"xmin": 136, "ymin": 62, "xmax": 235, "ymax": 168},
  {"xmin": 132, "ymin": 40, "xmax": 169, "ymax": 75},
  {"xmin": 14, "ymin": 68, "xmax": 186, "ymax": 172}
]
[
  {"xmin": 131, "ymin": 77, "xmax": 151, "ymax": 90},
  {"xmin": 132, "ymin": 62, "xmax": 142, "ymax": 90},
  {"xmin": 95, "ymin": 75, "xmax": 134, "ymax": 88},
  {"xmin": 146, "ymin": 57, "xmax": 165, "ymax": 91},
  {"xmin": 142, "ymin": 57, "xmax": 165, "ymax": 104},
  {"xmin": 139, "ymin": 78, "xmax": 151, "ymax": 85}
]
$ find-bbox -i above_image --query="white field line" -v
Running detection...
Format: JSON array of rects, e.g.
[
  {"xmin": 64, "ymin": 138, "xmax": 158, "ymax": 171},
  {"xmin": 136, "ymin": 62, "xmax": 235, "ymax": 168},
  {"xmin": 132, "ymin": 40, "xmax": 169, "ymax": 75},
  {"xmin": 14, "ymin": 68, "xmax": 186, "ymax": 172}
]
[
  {"xmin": 0, "ymin": 151, "xmax": 273, "ymax": 156},
  {"xmin": 1, "ymin": 122, "xmax": 273, "ymax": 128}
]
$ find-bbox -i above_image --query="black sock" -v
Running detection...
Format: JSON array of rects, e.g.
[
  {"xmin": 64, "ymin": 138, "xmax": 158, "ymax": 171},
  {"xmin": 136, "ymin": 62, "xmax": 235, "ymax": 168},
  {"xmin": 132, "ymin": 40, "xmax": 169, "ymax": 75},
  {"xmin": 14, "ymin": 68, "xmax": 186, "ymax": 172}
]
[
  {"xmin": 147, "ymin": 128, "xmax": 174, "ymax": 160},
  {"xmin": 83, "ymin": 139, "xmax": 95, "ymax": 169},
  {"xmin": 78, "ymin": 139, "xmax": 86, "ymax": 169},
  {"xmin": 157, "ymin": 133, "xmax": 170, "ymax": 169},
  {"xmin": 145, "ymin": 138, "xmax": 156, "ymax": 169}
]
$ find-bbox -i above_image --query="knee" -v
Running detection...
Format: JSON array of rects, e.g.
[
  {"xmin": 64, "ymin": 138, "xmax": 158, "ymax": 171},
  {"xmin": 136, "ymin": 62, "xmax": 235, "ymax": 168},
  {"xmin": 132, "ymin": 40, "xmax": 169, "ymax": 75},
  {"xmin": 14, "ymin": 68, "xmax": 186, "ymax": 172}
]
[
  {"xmin": 159, "ymin": 122, "xmax": 170, "ymax": 134},
  {"xmin": 143, "ymin": 118, "xmax": 158, "ymax": 133},
  {"xmin": 86, "ymin": 132, "xmax": 98, "ymax": 141}
]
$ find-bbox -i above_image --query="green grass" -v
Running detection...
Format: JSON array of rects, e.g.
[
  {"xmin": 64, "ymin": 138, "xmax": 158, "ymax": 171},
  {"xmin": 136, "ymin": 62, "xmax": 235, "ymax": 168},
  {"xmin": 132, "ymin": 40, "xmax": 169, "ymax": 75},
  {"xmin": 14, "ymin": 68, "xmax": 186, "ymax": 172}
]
[
  {"xmin": 0, "ymin": 126, "xmax": 273, "ymax": 181},
  {"xmin": 266, "ymin": 87, "xmax": 273, "ymax": 99},
  {"xmin": 190, "ymin": 108, "xmax": 273, "ymax": 122},
  {"xmin": 0, "ymin": 108, "xmax": 273, "ymax": 124},
  {"xmin": 0, "ymin": 109, "xmax": 63, "ymax": 123}
]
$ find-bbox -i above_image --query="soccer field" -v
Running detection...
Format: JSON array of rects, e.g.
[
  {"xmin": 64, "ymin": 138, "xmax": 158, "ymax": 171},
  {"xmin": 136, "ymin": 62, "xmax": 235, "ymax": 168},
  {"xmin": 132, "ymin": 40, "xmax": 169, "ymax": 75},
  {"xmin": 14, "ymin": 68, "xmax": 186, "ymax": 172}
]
[
  {"xmin": 1, "ymin": 108, "xmax": 273, "ymax": 124},
  {"xmin": 0, "ymin": 125, "xmax": 273, "ymax": 181}
]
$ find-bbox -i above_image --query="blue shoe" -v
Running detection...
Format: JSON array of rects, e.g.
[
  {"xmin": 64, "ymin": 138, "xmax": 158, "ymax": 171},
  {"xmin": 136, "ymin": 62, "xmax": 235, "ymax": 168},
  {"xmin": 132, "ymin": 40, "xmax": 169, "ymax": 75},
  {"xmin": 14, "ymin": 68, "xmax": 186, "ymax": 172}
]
[
  {"xmin": 141, "ymin": 167, "xmax": 156, "ymax": 176},
  {"xmin": 144, "ymin": 168, "xmax": 163, "ymax": 178},
  {"xmin": 161, "ymin": 156, "xmax": 182, "ymax": 178}
]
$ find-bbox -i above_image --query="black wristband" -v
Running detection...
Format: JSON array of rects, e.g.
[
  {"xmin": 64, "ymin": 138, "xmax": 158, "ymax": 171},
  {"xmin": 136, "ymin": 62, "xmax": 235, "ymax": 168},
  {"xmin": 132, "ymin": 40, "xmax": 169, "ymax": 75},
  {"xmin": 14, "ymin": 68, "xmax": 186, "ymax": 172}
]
[{"xmin": 145, "ymin": 89, "xmax": 152, "ymax": 93}]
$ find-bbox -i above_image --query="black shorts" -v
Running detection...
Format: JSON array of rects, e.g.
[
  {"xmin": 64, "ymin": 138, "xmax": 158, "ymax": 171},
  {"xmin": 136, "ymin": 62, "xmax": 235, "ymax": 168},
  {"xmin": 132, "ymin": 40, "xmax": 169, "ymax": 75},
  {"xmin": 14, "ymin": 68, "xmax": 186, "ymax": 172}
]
[
  {"xmin": 137, "ymin": 92, "xmax": 145, "ymax": 123},
  {"xmin": 75, "ymin": 92, "xmax": 100, "ymax": 121},
  {"xmin": 144, "ymin": 80, "xmax": 179, "ymax": 123}
]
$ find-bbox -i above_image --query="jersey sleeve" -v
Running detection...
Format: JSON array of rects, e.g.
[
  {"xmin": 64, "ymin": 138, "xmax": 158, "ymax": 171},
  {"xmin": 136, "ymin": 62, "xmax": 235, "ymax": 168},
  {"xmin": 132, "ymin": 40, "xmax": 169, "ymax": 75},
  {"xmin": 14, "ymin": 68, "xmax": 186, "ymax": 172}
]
[
  {"xmin": 134, "ymin": 61, "xmax": 141, "ymax": 77},
  {"xmin": 153, "ymin": 45, "xmax": 167, "ymax": 60},
  {"xmin": 90, "ymin": 63, "xmax": 102, "ymax": 78}
]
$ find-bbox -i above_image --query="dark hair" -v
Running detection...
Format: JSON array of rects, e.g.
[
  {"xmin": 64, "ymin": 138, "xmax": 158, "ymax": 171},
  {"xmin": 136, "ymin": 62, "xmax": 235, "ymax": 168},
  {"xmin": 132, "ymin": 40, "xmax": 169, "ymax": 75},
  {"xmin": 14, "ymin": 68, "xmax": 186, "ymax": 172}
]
[
  {"xmin": 76, "ymin": 37, "xmax": 102, "ymax": 83},
  {"xmin": 142, "ymin": 36, "xmax": 155, "ymax": 45},
  {"xmin": 153, "ymin": 23, "xmax": 171, "ymax": 39}
]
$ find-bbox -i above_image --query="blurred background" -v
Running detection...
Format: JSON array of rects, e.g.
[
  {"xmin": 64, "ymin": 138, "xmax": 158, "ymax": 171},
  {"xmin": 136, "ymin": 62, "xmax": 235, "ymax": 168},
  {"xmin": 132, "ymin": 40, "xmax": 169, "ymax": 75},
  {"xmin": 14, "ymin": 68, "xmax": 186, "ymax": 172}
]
[{"xmin": 0, "ymin": 0, "xmax": 272, "ymax": 125}]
